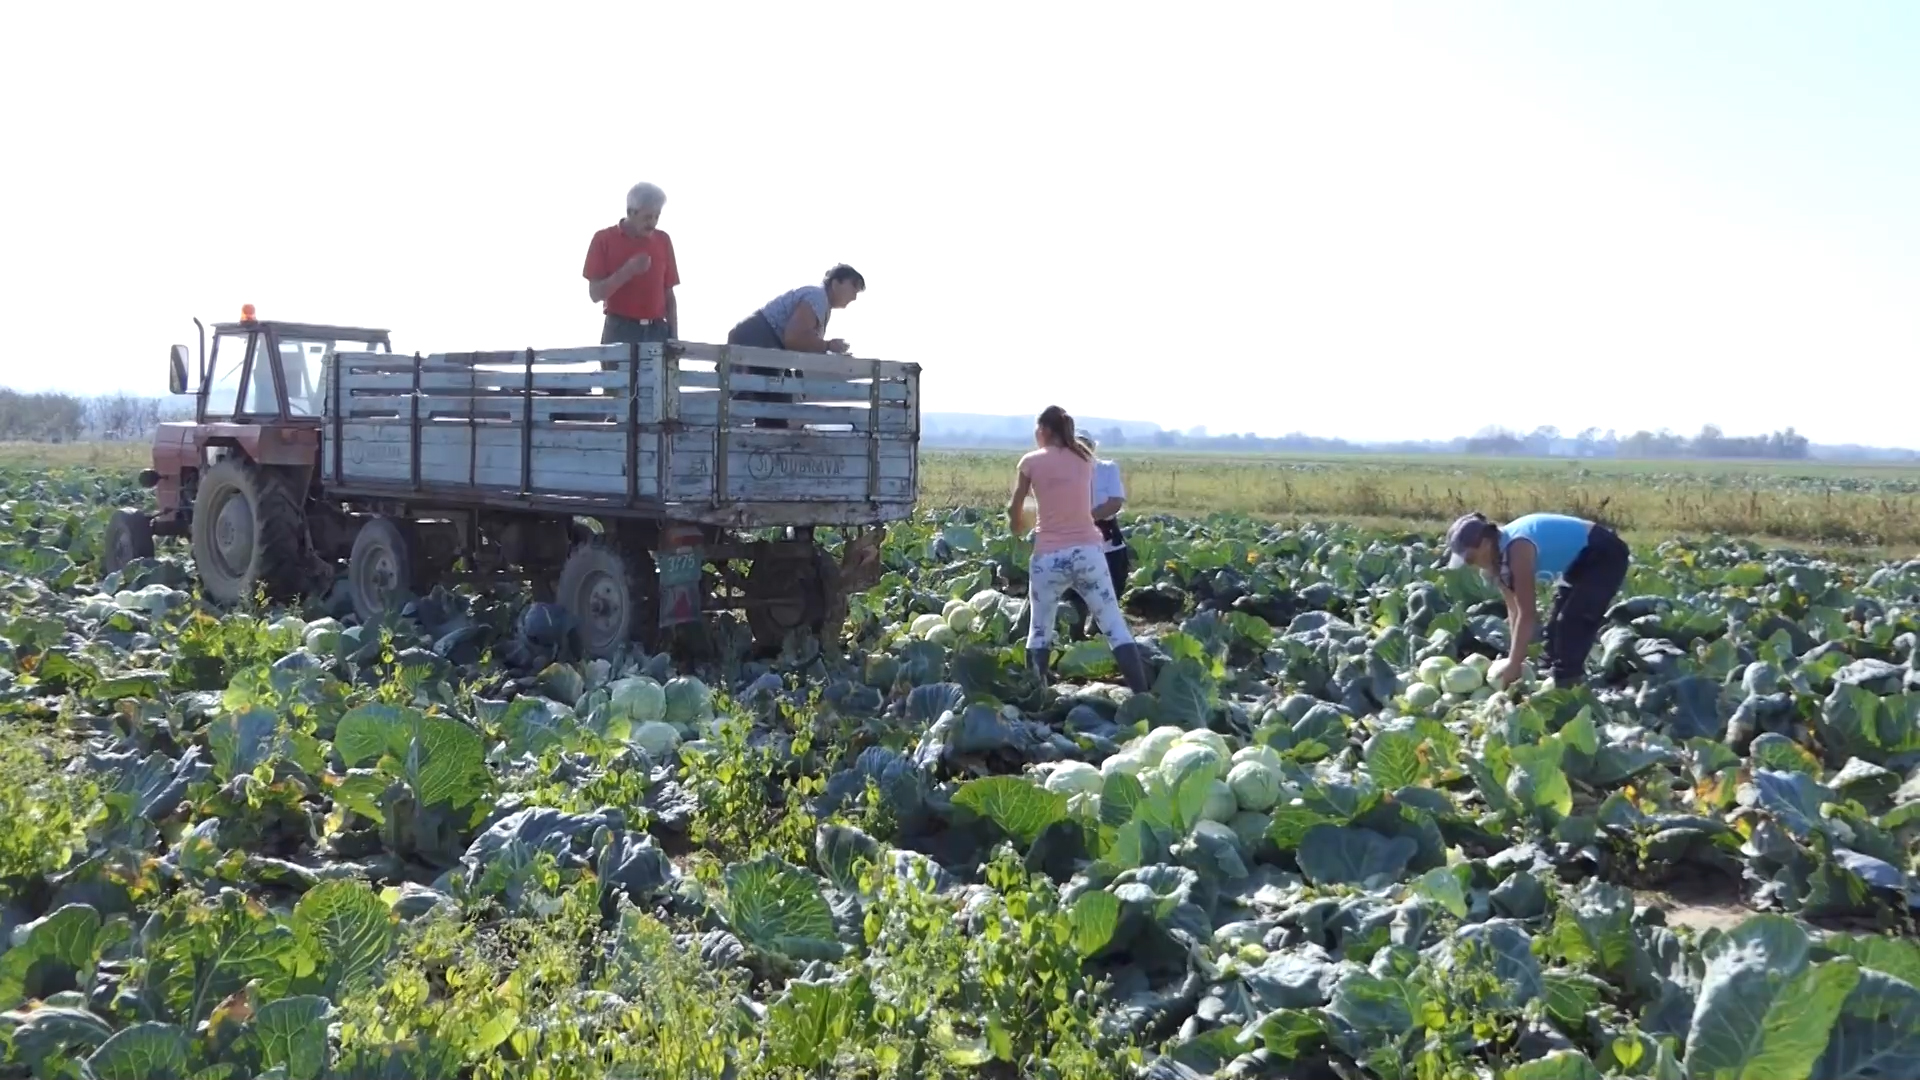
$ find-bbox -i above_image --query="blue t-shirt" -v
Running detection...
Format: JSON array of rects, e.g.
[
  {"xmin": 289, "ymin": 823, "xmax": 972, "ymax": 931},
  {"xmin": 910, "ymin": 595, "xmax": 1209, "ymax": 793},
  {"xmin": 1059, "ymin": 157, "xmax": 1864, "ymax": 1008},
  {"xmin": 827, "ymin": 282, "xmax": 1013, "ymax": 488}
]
[
  {"xmin": 1499, "ymin": 513, "xmax": 1593, "ymax": 582},
  {"xmin": 758, "ymin": 285, "xmax": 830, "ymax": 339}
]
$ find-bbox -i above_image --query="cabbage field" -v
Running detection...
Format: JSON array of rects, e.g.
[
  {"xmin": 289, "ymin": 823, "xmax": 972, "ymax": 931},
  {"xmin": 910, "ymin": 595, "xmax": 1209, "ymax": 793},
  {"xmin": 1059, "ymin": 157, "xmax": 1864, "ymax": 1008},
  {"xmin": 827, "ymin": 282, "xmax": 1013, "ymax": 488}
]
[{"xmin": 2, "ymin": 465, "xmax": 1919, "ymax": 1080}]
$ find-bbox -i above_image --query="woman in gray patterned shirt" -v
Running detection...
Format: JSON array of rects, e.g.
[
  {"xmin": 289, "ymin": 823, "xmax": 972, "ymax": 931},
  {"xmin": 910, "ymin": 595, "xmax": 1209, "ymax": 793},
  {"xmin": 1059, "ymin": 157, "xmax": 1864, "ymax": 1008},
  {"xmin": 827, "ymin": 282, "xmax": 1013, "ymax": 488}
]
[{"xmin": 725, "ymin": 266, "xmax": 866, "ymax": 429}]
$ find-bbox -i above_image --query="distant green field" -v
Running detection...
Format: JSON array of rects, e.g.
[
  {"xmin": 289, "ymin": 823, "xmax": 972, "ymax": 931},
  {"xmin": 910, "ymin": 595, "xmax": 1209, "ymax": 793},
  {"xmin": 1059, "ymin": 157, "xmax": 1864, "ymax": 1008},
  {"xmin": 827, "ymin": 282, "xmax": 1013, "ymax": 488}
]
[
  {"xmin": 924, "ymin": 449, "xmax": 1920, "ymax": 554},
  {"xmin": 11, "ymin": 440, "xmax": 1916, "ymax": 555}
]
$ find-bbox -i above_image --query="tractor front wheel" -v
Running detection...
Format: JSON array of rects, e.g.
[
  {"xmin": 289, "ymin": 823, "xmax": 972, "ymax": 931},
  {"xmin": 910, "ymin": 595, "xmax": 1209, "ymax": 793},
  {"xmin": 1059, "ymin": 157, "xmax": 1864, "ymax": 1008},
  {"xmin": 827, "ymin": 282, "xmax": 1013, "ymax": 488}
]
[{"xmin": 103, "ymin": 509, "xmax": 155, "ymax": 576}]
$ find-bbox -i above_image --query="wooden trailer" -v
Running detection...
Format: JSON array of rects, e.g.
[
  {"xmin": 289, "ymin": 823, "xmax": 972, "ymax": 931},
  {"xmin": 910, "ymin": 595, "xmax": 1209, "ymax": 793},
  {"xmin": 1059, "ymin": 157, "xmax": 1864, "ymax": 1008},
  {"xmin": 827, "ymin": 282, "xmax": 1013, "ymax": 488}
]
[{"xmin": 314, "ymin": 338, "xmax": 921, "ymax": 656}]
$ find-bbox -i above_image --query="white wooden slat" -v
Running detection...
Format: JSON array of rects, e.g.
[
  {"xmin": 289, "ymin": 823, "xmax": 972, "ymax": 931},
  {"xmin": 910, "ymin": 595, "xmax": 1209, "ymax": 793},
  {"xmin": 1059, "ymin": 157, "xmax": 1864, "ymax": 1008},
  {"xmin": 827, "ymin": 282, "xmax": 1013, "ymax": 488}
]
[
  {"xmin": 331, "ymin": 422, "xmax": 659, "ymax": 497},
  {"xmin": 341, "ymin": 395, "xmax": 634, "ymax": 419},
  {"xmin": 334, "ymin": 343, "xmax": 656, "ymax": 365},
  {"xmin": 355, "ymin": 397, "xmax": 636, "ymax": 424},
  {"xmin": 340, "ymin": 359, "xmax": 618, "ymax": 378},
  {"xmin": 672, "ymin": 396, "xmax": 914, "ymax": 432},
  {"xmin": 341, "ymin": 452, "xmax": 640, "ymax": 496},
  {"xmin": 342, "ymin": 372, "xmax": 637, "ymax": 395},
  {"xmin": 332, "ymin": 351, "xmax": 398, "ymax": 371},
  {"xmin": 341, "ymin": 393, "xmax": 657, "ymax": 418},
  {"xmin": 339, "ymin": 346, "xmax": 656, "ymax": 370},
  {"xmin": 339, "ymin": 422, "xmax": 637, "ymax": 452},
  {"xmin": 670, "ymin": 370, "xmax": 909, "ymax": 402},
  {"xmin": 431, "ymin": 344, "xmax": 650, "ymax": 367},
  {"xmin": 335, "ymin": 345, "xmax": 641, "ymax": 369},
  {"xmin": 341, "ymin": 396, "xmax": 411, "ymax": 417},
  {"xmin": 671, "ymin": 342, "xmax": 914, "ymax": 380}
]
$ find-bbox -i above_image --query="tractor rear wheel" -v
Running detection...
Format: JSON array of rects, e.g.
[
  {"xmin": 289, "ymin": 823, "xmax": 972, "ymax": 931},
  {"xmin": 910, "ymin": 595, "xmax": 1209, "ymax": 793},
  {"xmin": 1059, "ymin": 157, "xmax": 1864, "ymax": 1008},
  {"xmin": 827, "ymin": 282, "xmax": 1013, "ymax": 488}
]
[
  {"xmin": 103, "ymin": 509, "xmax": 155, "ymax": 576},
  {"xmin": 348, "ymin": 516, "xmax": 420, "ymax": 624},
  {"xmin": 189, "ymin": 457, "xmax": 308, "ymax": 605},
  {"xmin": 744, "ymin": 548, "xmax": 830, "ymax": 652},
  {"xmin": 555, "ymin": 542, "xmax": 637, "ymax": 659}
]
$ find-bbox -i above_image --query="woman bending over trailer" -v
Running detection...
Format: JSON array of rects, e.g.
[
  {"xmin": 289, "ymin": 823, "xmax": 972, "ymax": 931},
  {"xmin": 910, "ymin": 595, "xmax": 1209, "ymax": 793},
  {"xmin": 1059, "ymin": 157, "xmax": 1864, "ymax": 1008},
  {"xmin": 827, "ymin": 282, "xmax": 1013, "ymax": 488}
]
[
  {"xmin": 725, "ymin": 265, "xmax": 866, "ymax": 429},
  {"xmin": 1010, "ymin": 406, "xmax": 1152, "ymax": 693},
  {"xmin": 1444, "ymin": 511, "xmax": 1631, "ymax": 690}
]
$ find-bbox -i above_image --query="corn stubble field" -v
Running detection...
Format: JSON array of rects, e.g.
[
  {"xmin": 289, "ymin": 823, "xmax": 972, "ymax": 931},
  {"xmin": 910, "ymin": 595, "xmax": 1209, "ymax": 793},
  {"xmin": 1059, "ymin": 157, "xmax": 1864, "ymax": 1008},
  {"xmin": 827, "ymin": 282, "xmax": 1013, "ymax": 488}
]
[{"xmin": 0, "ymin": 440, "xmax": 1918, "ymax": 1080}]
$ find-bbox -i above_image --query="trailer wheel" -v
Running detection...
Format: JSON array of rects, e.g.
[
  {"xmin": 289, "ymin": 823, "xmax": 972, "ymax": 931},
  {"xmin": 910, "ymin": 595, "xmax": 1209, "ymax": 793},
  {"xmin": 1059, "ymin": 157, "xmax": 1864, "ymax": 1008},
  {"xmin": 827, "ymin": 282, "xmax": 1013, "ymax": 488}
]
[
  {"xmin": 189, "ymin": 457, "xmax": 308, "ymax": 605},
  {"xmin": 744, "ymin": 549, "xmax": 829, "ymax": 652},
  {"xmin": 348, "ymin": 516, "xmax": 419, "ymax": 624},
  {"xmin": 556, "ymin": 542, "xmax": 634, "ymax": 659},
  {"xmin": 103, "ymin": 509, "xmax": 155, "ymax": 575}
]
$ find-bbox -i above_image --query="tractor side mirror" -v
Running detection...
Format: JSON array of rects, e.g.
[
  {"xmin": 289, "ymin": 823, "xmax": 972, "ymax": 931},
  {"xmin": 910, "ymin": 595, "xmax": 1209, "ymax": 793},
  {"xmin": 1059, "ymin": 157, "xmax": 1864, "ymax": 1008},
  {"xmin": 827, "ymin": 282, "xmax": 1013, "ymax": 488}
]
[{"xmin": 168, "ymin": 345, "xmax": 190, "ymax": 395}]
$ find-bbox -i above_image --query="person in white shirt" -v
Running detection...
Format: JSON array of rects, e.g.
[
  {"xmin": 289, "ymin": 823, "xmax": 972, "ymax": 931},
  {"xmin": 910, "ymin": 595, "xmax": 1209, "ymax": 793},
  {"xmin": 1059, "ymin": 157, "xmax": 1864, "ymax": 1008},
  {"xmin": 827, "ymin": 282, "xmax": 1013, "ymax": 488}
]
[{"xmin": 1070, "ymin": 435, "xmax": 1132, "ymax": 640}]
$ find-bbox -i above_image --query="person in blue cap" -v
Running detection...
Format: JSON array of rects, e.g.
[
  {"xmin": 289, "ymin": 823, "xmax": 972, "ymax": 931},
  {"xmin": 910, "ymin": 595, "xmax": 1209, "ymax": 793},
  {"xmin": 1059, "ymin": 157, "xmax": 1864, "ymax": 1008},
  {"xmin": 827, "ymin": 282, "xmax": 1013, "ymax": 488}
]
[{"xmin": 1444, "ymin": 511, "xmax": 1630, "ymax": 689}]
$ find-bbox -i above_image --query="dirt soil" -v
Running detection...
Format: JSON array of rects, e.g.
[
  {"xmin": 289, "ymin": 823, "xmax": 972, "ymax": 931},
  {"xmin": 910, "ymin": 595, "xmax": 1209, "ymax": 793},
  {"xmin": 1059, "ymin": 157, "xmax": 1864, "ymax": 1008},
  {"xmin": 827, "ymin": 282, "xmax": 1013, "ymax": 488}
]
[{"xmin": 1634, "ymin": 868, "xmax": 1753, "ymax": 936}]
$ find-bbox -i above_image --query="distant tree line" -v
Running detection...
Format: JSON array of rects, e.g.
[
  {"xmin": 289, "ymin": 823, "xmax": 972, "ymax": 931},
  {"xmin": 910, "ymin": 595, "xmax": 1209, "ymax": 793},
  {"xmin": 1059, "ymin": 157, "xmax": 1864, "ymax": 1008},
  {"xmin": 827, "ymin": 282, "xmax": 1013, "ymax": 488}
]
[
  {"xmin": 933, "ymin": 420, "xmax": 1880, "ymax": 460},
  {"xmin": 0, "ymin": 389, "xmax": 193, "ymax": 443},
  {"xmin": 977, "ymin": 422, "xmax": 1819, "ymax": 460},
  {"xmin": 1462, "ymin": 423, "xmax": 1811, "ymax": 460}
]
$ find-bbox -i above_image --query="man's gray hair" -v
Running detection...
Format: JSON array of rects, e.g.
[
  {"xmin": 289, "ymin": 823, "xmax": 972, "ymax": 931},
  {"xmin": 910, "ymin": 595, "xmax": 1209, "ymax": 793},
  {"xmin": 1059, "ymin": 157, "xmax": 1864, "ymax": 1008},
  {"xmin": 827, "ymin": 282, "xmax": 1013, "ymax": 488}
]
[{"xmin": 626, "ymin": 182, "xmax": 666, "ymax": 213}]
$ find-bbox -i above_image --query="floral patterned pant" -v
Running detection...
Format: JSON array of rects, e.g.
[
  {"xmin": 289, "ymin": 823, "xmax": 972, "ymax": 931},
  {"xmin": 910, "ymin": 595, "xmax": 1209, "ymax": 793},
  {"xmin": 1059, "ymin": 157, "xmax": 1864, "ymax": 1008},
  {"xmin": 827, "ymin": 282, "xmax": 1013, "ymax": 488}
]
[{"xmin": 1028, "ymin": 544, "xmax": 1133, "ymax": 649}]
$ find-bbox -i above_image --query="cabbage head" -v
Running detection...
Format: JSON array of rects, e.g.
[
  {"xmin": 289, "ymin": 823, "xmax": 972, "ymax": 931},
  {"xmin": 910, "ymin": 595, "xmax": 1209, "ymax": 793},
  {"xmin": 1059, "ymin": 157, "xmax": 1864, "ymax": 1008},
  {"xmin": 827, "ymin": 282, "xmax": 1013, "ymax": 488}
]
[
  {"xmin": 1742, "ymin": 661, "xmax": 1782, "ymax": 695},
  {"xmin": 1487, "ymin": 657, "xmax": 1531, "ymax": 688},
  {"xmin": 1442, "ymin": 663, "xmax": 1484, "ymax": 694},
  {"xmin": 1227, "ymin": 760, "xmax": 1283, "ymax": 812},
  {"xmin": 664, "ymin": 676, "xmax": 715, "ymax": 727},
  {"xmin": 608, "ymin": 676, "xmax": 668, "ymax": 724},
  {"xmin": 1231, "ymin": 744, "xmax": 1285, "ymax": 772},
  {"xmin": 1176, "ymin": 728, "xmax": 1232, "ymax": 762},
  {"xmin": 633, "ymin": 720, "xmax": 681, "ymax": 757},
  {"xmin": 1161, "ymin": 743, "xmax": 1224, "ymax": 787},
  {"xmin": 1135, "ymin": 726, "xmax": 1185, "ymax": 766},
  {"xmin": 1044, "ymin": 761, "xmax": 1103, "ymax": 796},
  {"xmin": 304, "ymin": 618, "xmax": 344, "ymax": 655},
  {"xmin": 1418, "ymin": 655, "xmax": 1455, "ymax": 687}
]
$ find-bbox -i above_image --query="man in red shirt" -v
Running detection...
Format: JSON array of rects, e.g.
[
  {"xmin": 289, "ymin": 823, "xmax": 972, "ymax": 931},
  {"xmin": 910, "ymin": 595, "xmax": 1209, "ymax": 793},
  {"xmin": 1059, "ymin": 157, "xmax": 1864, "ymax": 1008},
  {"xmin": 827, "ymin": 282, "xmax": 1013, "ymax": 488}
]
[{"xmin": 583, "ymin": 182, "xmax": 679, "ymax": 345}]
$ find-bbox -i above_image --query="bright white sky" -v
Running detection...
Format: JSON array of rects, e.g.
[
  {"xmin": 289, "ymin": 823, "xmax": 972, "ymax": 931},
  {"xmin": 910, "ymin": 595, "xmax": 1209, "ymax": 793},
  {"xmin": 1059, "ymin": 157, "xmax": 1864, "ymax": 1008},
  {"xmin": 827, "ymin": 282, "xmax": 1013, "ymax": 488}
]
[{"xmin": 2, "ymin": 1, "xmax": 1914, "ymax": 446}]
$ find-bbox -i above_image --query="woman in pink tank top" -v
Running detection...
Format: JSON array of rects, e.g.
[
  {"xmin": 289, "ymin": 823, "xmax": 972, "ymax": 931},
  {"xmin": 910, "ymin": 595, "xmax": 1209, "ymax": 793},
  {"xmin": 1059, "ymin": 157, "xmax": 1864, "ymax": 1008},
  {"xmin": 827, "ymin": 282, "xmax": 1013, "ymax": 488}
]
[{"xmin": 1008, "ymin": 406, "xmax": 1150, "ymax": 692}]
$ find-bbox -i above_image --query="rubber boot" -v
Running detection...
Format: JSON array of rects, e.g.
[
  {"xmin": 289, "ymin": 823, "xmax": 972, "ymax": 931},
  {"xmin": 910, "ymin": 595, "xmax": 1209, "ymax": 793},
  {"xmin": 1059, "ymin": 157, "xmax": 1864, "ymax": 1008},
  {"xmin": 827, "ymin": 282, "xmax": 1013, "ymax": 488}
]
[
  {"xmin": 1027, "ymin": 647, "xmax": 1052, "ymax": 687},
  {"xmin": 1113, "ymin": 642, "xmax": 1152, "ymax": 695}
]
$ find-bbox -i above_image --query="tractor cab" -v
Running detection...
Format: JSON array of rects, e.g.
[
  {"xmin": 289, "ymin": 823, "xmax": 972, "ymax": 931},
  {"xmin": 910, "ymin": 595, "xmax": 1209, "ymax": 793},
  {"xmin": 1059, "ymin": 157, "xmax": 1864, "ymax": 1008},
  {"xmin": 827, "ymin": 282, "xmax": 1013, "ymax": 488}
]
[{"xmin": 170, "ymin": 306, "xmax": 393, "ymax": 425}]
